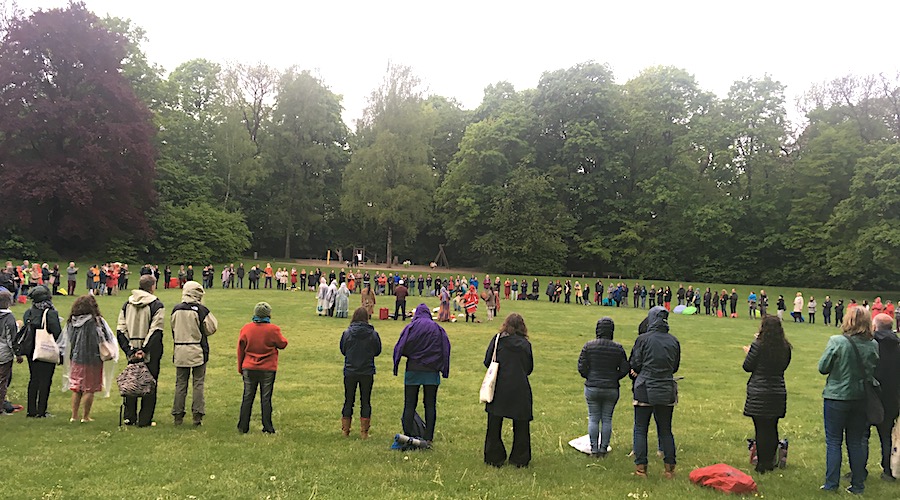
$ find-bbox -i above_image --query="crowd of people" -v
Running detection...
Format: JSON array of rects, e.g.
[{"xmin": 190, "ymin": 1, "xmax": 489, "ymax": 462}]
[{"xmin": 1, "ymin": 260, "xmax": 899, "ymax": 495}]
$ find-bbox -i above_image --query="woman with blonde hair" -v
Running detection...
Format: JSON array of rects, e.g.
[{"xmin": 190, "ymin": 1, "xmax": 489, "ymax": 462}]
[{"xmin": 818, "ymin": 306, "xmax": 878, "ymax": 493}]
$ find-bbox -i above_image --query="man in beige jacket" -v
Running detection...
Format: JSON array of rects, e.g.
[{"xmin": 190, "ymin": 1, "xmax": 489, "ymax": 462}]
[
  {"xmin": 117, "ymin": 274, "xmax": 165, "ymax": 427},
  {"xmin": 170, "ymin": 281, "xmax": 218, "ymax": 426}
]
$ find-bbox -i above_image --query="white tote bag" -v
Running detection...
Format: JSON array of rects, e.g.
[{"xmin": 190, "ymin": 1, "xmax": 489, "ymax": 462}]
[
  {"xmin": 479, "ymin": 334, "xmax": 501, "ymax": 403},
  {"xmin": 891, "ymin": 418, "xmax": 900, "ymax": 478},
  {"xmin": 32, "ymin": 309, "xmax": 59, "ymax": 363}
]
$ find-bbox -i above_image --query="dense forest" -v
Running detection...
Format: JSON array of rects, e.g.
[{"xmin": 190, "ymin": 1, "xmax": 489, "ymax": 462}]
[{"xmin": 1, "ymin": 3, "xmax": 898, "ymax": 290}]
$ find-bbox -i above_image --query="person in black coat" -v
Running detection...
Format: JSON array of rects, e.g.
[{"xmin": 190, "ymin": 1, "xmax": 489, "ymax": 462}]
[
  {"xmin": 730, "ymin": 289, "xmax": 739, "ymax": 317},
  {"xmin": 872, "ymin": 313, "xmax": 900, "ymax": 481},
  {"xmin": 703, "ymin": 288, "xmax": 712, "ymax": 315},
  {"xmin": 742, "ymin": 316, "xmax": 792, "ymax": 474},
  {"xmin": 18, "ymin": 286, "xmax": 63, "ymax": 418},
  {"xmin": 630, "ymin": 306, "xmax": 680, "ymax": 478},
  {"xmin": 578, "ymin": 317, "xmax": 629, "ymax": 457},
  {"xmin": 339, "ymin": 307, "xmax": 382, "ymax": 439},
  {"xmin": 483, "ymin": 313, "xmax": 533, "ymax": 468}
]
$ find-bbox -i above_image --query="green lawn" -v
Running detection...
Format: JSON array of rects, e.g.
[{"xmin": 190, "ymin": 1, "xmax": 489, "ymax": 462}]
[{"xmin": 1, "ymin": 284, "xmax": 896, "ymax": 499}]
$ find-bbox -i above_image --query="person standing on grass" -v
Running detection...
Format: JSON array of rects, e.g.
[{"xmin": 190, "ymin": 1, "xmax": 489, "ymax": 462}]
[
  {"xmin": 792, "ymin": 292, "xmax": 805, "ymax": 323},
  {"xmin": 18, "ymin": 286, "xmax": 63, "ymax": 418},
  {"xmin": 748, "ymin": 291, "xmax": 758, "ymax": 319},
  {"xmin": 485, "ymin": 287, "xmax": 497, "ymax": 321},
  {"xmin": 335, "ymin": 282, "xmax": 351, "ymax": 319},
  {"xmin": 340, "ymin": 307, "xmax": 382, "ymax": 439},
  {"xmin": 719, "ymin": 290, "xmax": 728, "ymax": 317},
  {"xmin": 237, "ymin": 302, "xmax": 288, "ymax": 434},
  {"xmin": 834, "ymin": 300, "xmax": 845, "ymax": 327},
  {"xmin": 325, "ymin": 280, "xmax": 338, "ymax": 317},
  {"xmin": 66, "ymin": 262, "xmax": 78, "ymax": 296},
  {"xmin": 61, "ymin": 294, "xmax": 116, "ymax": 423},
  {"xmin": 464, "ymin": 285, "xmax": 479, "ymax": 322},
  {"xmin": 630, "ymin": 306, "xmax": 680, "ymax": 479},
  {"xmin": 711, "ymin": 289, "xmax": 719, "ymax": 316},
  {"xmin": 676, "ymin": 285, "xmax": 685, "ymax": 306},
  {"xmin": 648, "ymin": 286, "xmax": 657, "ymax": 309},
  {"xmin": 237, "ymin": 263, "xmax": 245, "ymax": 289},
  {"xmin": 117, "ymin": 275, "xmax": 165, "ymax": 427},
  {"xmin": 264, "ymin": 263, "xmax": 273, "ymax": 289},
  {"xmin": 818, "ymin": 306, "xmax": 878, "ymax": 494},
  {"xmin": 730, "ymin": 289, "xmax": 739, "ymax": 318},
  {"xmin": 483, "ymin": 313, "xmax": 533, "ymax": 468},
  {"xmin": 808, "ymin": 296, "xmax": 817, "ymax": 324},
  {"xmin": 823, "ymin": 296, "xmax": 833, "ymax": 326},
  {"xmin": 393, "ymin": 280, "xmax": 409, "ymax": 321},
  {"xmin": 776, "ymin": 295, "xmax": 786, "ymax": 321},
  {"xmin": 360, "ymin": 285, "xmax": 376, "ymax": 319},
  {"xmin": 872, "ymin": 313, "xmax": 900, "ymax": 482},
  {"xmin": 171, "ymin": 281, "xmax": 218, "ymax": 427},
  {"xmin": 759, "ymin": 290, "xmax": 768, "ymax": 317},
  {"xmin": 703, "ymin": 288, "xmax": 712, "ymax": 315},
  {"xmin": 578, "ymin": 317, "xmax": 629, "ymax": 459},
  {"xmin": 393, "ymin": 304, "xmax": 451, "ymax": 447},
  {"xmin": 0, "ymin": 291, "xmax": 19, "ymax": 415},
  {"xmin": 663, "ymin": 286, "xmax": 673, "ymax": 311},
  {"xmin": 742, "ymin": 316, "xmax": 791, "ymax": 474}
]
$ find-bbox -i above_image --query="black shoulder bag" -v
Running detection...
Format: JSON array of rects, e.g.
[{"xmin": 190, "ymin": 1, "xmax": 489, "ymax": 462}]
[{"xmin": 844, "ymin": 334, "xmax": 884, "ymax": 425}]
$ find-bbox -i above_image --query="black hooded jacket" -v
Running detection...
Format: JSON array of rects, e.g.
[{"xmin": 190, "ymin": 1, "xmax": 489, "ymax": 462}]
[
  {"xmin": 339, "ymin": 321, "xmax": 382, "ymax": 376},
  {"xmin": 874, "ymin": 328, "xmax": 900, "ymax": 416},
  {"xmin": 578, "ymin": 318, "xmax": 629, "ymax": 389},
  {"xmin": 629, "ymin": 307, "xmax": 680, "ymax": 405}
]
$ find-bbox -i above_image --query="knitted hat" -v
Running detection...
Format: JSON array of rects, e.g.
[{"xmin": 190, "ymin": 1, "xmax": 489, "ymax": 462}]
[
  {"xmin": 28, "ymin": 285, "xmax": 51, "ymax": 303},
  {"xmin": 595, "ymin": 316, "xmax": 615, "ymax": 339},
  {"xmin": 254, "ymin": 302, "xmax": 272, "ymax": 319}
]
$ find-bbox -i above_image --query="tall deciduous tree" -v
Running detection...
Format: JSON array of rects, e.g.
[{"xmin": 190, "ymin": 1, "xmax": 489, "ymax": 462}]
[
  {"xmin": 342, "ymin": 63, "xmax": 435, "ymax": 266},
  {"xmin": 0, "ymin": 2, "xmax": 156, "ymax": 248}
]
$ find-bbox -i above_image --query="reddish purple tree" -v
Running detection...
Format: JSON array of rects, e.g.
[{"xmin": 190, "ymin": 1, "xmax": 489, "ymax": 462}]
[{"xmin": 0, "ymin": 2, "xmax": 156, "ymax": 249}]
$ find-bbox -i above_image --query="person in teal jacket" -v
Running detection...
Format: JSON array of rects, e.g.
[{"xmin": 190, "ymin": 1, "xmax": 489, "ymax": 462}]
[{"xmin": 817, "ymin": 306, "xmax": 879, "ymax": 494}]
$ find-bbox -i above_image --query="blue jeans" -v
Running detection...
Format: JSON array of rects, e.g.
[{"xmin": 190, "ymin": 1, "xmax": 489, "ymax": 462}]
[
  {"xmin": 823, "ymin": 399, "xmax": 868, "ymax": 492},
  {"xmin": 585, "ymin": 387, "xmax": 619, "ymax": 454},
  {"xmin": 633, "ymin": 405, "xmax": 676, "ymax": 465}
]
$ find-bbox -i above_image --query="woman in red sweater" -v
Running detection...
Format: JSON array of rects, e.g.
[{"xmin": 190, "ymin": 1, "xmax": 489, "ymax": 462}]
[{"xmin": 237, "ymin": 302, "xmax": 288, "ymax": 434}]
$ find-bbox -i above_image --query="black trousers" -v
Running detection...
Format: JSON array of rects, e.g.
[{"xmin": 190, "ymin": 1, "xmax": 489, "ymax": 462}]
[
  {"xmin": 343, "ymin": 374, "xmax": 374, "ymax": 418},
  {"xmin": 123, "ymin": 356, "xmax": 160, "ymax": 426},
  {"xmin": 402, "ymin": 384, "xmax": 437, "ymax": 441},
  {"xmin": 238, "ymin": 370, "xmax": 277, "ymax": 433},
  {"xmin": 873, "ymin": 411, "xmax": 900, "ymax": 474},
  {"xmin": 394, "ymin": 301, "xmax": 407, "ymax": 320},
  {"xmin": 26, "ymin": 358, "xmax": 55, "ymax": 417},
  {"xmin": 484, "ymin": 413, "xmax": 531, "ymax": 467},
  {"xmin": 752, "ymin": 416, "xmax": 780, "ymax": 472}
]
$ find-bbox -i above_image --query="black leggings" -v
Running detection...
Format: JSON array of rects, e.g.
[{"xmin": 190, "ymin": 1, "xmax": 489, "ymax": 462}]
[
  {"xmin": 402, "ymin": 384, "xmax": 438, "ymax": 441},
  {"xmin": 342, "ymin": 374, "xmax": 374, "ymax": 418},
  {"xmin": 752, "ymin": 416, "xmax": 780, "ymax": 472},
  {"xmin": 26, "ymin": 359, "xmax": 55, "ymax": 417}
]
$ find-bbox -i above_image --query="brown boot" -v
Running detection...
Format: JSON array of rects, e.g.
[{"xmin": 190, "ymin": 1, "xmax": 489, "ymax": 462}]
[
  {"xmin": 360, "ymin": 417, "xmax": 371, "ymax": 439},
  {"xmin": 341, "ymin": 417, "xmax": 352, "ymax": 437},
  {"xmin": 635, "ymin": 464, "xmax": 648, "ymax": 477},
  {"xmin": 664, "ymin": 463, "xmax": 676, "ymax": 479}
]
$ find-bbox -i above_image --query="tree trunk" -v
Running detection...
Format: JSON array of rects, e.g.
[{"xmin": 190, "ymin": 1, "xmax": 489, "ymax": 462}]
[
  {"xmin": 386, "ymin": 225, "xmax": 393, "ymax": 268},
  {"xmin": 283, "ymin": 225, "xmax": 291, "ymax": 260}
]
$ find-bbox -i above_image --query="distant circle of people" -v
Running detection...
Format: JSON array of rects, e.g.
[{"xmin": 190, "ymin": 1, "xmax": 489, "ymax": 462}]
[{"xmin": 1, "ymin": 261, "xmax": 898, "ymax": 493}]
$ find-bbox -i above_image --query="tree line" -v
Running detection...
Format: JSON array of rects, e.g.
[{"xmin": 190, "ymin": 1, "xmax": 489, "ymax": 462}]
[{"xmin": 1, "ymin": 3, "xmax": 898, "ymax": 290}]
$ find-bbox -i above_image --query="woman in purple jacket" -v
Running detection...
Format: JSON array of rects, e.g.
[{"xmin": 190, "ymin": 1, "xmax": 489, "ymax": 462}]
[{"xmin": 393, "ymin": 304, "xmax": 451, "ymax": 446}]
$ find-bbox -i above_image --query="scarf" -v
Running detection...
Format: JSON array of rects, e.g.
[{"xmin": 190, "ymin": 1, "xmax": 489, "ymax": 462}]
[{"xmin": 252, "ymin": 316, "xmax": 271, "ymax": 323}]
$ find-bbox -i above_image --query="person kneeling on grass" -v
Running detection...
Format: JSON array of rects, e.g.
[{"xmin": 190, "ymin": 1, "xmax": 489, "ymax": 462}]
[
  {"xmin": 340, "ymin": 307, "xmax": 382, "ymax": 439},
  {"xmin": 630, "ymin": 306, "xmax": 680, "ymax": 479},
  {"xmin": 237, "ymin": 302, "xmax": 288, "ymax": 434}
]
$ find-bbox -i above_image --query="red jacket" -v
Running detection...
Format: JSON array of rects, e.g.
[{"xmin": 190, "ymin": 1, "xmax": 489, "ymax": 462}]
[
  {"xmin": 237, "ymin": 322, "xmax": 288, "ymax": 373},
  {"xmin": 464, "ymin": 290, "xmax": 479, "ymax": 312}
]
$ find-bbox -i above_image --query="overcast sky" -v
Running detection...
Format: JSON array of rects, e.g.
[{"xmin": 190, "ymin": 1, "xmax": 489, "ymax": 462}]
[{"xmin": 15, "ymin": 0, "xmax": 900, "ymax": 126}]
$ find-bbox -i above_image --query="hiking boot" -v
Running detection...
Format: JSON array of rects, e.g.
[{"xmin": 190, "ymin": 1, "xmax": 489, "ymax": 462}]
[
  {"xmin": 341, "ymin": 416, "xmax": 352, "ymax": 437},
  {"xmin": 192, "ymin": 413, "xmax": 203, "ymax": 426},
  {"xmin": 664, "ymin": 463, "xmax": 676, "ymax": 479},
  {"xmin": 634, "ymin": 464, "xmax": 647, "ymax": 477},
  {"xmin": 360, "ymin": 417, "xmax": 371, "ymax": 439}
]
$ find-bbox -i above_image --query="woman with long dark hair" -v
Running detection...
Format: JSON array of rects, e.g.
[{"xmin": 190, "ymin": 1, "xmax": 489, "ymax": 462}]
[
  {"xmin": 483, "ymin": 313, "xmax": 533, "ymax": 468},
  {"xmin": 339, "ymin": 307, "xmax": 382, "ymax": 439},
  {"xmin": 62, "ymin": 294, "xmax": 116, "ymax": 422},
  {"xmin": 742, "ymin": 316, "xmax": 791, "ymax": 474}
]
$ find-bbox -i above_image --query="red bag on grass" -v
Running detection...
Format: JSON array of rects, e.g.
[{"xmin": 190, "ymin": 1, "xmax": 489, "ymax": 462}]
[
  {"xmin": 379, "ymin": 308, "xmax": 389, "ymax": 320},
  {"xmin": 689, "ymin": 464, "xmax": 757, "ymax": 494},
  {"xmin": 717, "ymin": 310, "xmax": 723, "ymax": 318},
  {"xmin": 17, "ymin": 295, "xmax": 27, "ymax": 304}
]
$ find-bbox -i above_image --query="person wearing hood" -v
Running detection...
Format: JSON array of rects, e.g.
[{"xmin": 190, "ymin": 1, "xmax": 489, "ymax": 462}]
[
  {"xmin": 872, "ymin": 313, "xmax": 900, "ymax": 482},
  {"xmin": 483, "ymin": 313, "xmax": 533, "ymax": 468},
  {"xmin": 315, "ymin": 277, "xmax": 328, "ymax": 316},
  {"xmin": 335, "ymin": 282, "xmax": 351, "ymax": 319},
  {"xmin": 393, "ymin": 279, "xmax": 409, "ymax": 321},
  {"xmin": 393, "ymin": 304, "xmax": 451, "ymax": 446},
  {"xmin": 17, "ymin": 285, "xmax": 63, "ymax": 418},
  {"xmin": 0, "ymin": 290, "xmax": 18, "ymax": 415},
  {"xmin": 464, "ymin": 286, "xmax": 479, "ymax": 322},
  {"xmin": 742, "ymin": 316, "xmax": 792, "ymax": 474},
  {"xmin": 325, "ymin": 280, "xmax": 338, "ymax": 317},
  {"xmin": 237, "ymin": 302, "xmax": 288, "ymax": 434},
  {"xmin": 61, "ymin": 294, "xmax": 117, "ymax": 423},
  {"xmin": 116, "ymin": 275, "xmax": 165, "ymax": 427},
  {"xmin": 340, "ymin": 307, "xmax": 382, "ymax": 439},
  {"xmin": 578, "ymin": 317, "xmax": 629, "ymax": 458},
  {"xmin": 629, "ymin": 306, "xmax": 680, "ymax": 478},
  {"xmin": 437, "ymin": 285, "xmax": 451, "ymax": 322},
  {"xmin": 170, "ymin": 281, "xmax": 218, "ymax": 426}
]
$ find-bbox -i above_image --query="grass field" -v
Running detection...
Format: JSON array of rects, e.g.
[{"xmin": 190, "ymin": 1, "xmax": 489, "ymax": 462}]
[{"xmin": 1, "ymin": 282, "xmax": 897, "ymax": 499}]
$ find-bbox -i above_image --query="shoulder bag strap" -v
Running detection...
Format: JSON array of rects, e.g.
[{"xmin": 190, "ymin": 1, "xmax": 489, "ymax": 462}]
[
  {"xmin": 843, "ymin": 334, "xmax": 869, "ymax": 383},
  {"xmin": 40, "ymin": 308, "xmax": 49, "ymax": 329},
  {"xmin": 491, "ymin": 333, "xmax": 501, "ymax": 363}
]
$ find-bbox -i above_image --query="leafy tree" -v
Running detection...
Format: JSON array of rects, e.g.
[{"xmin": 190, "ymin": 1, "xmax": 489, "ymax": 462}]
[
  {"xmin": 342, "ymin": 63, "xmax": 435, "ymax": 266},
  {"xmin": 0, "ymin": 2, "xmax": 156, "ymax": 249},
  {"xmin": 150, "ymin": 202, "xmax": 251, "ymax": 264}
]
